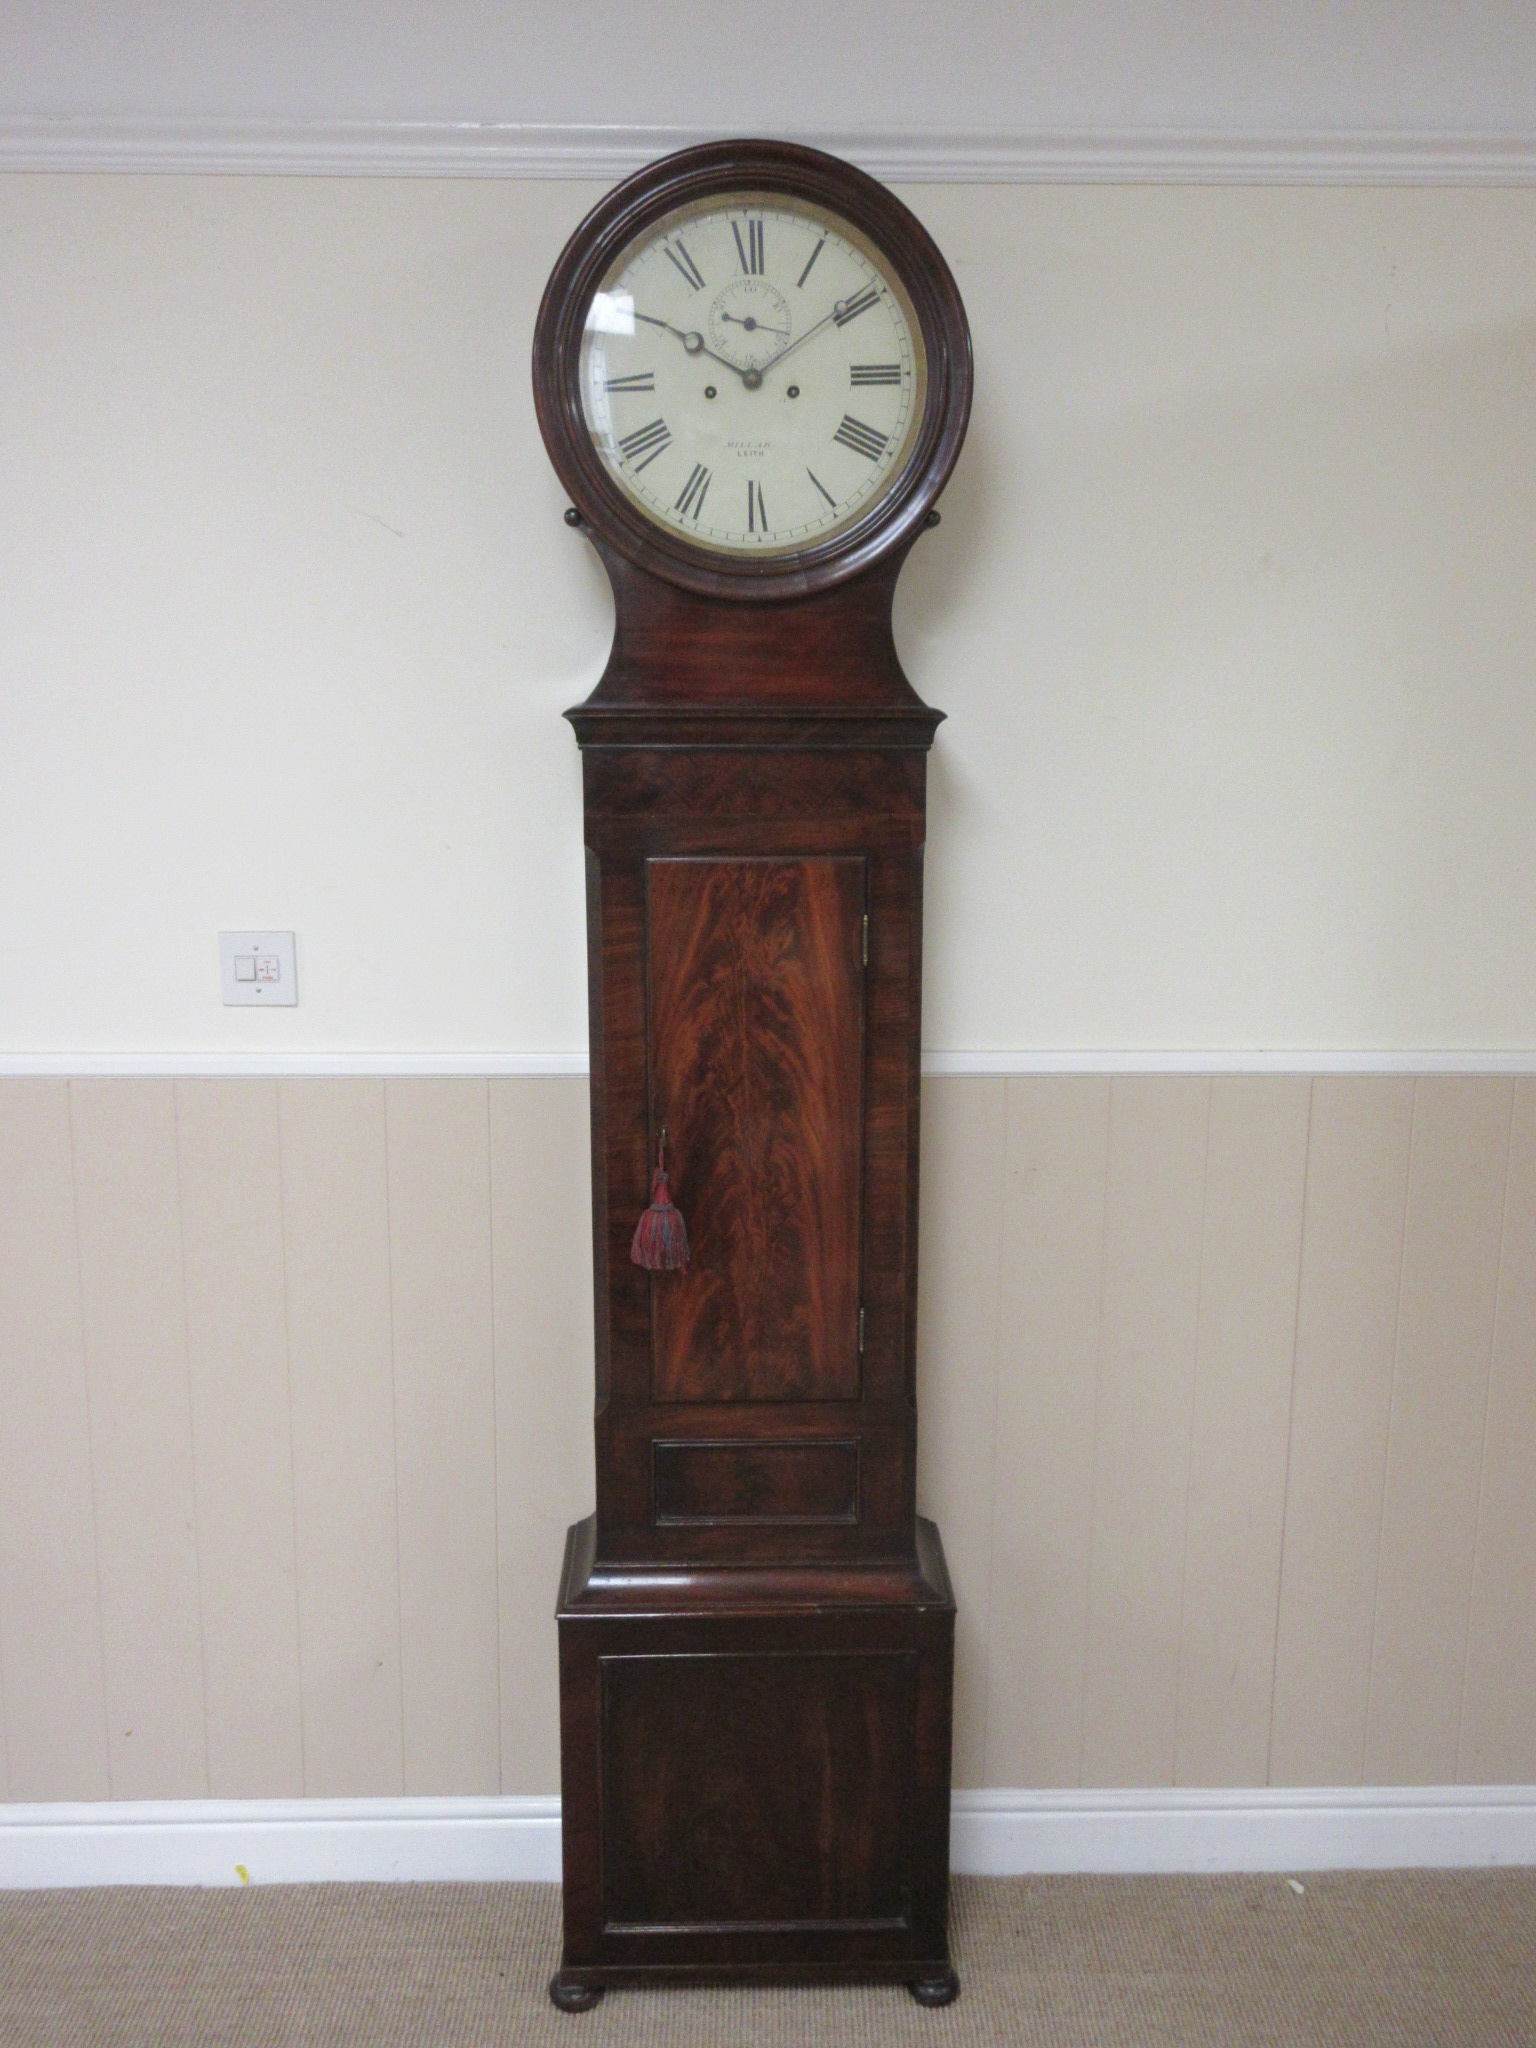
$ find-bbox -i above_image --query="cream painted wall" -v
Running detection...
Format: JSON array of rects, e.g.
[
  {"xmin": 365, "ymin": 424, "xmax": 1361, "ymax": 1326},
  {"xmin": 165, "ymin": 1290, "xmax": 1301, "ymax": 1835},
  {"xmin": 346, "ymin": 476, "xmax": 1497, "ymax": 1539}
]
[{"xmin": 3, "ymin": 177, "xmax": 1536, "ymax": 1055}]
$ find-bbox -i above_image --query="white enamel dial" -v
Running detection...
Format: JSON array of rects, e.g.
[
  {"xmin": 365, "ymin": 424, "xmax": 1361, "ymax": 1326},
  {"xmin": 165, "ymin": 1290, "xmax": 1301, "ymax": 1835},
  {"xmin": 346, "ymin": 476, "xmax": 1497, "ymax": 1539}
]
[{"xmin": 579, "ymin": 193, "xmax": 927, "ymax": 557}]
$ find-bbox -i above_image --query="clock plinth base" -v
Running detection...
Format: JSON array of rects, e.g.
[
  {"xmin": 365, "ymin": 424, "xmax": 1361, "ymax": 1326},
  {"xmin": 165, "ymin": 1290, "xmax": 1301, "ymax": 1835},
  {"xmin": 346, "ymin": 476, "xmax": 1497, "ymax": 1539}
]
[{"xmin": 552, "ymin": 1514, "xmax": 957, "ymax": 1998}]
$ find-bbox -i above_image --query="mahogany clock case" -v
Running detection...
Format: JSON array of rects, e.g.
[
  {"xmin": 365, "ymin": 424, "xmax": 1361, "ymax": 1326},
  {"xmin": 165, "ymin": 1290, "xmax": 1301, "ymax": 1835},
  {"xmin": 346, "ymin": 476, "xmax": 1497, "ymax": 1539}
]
[{"xmin": 534, "ymin": 141, "xmax": 972, "ymax": 2007}]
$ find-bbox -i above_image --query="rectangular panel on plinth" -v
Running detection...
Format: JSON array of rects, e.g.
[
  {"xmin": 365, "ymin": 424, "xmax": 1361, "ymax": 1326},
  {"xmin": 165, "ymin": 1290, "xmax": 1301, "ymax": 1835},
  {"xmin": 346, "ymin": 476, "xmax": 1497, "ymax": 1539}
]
[{"xmin": 601, "ymin": 1649, "xmax": 912, "ymax": 1927}]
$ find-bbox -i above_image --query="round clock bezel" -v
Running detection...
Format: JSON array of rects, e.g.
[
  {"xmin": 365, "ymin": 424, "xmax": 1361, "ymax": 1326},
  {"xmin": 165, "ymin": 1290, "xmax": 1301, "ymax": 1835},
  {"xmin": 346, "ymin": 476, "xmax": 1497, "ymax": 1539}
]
[{"xmin": 532, "ymin": 139, "xmax": 973, "ymax": 603}]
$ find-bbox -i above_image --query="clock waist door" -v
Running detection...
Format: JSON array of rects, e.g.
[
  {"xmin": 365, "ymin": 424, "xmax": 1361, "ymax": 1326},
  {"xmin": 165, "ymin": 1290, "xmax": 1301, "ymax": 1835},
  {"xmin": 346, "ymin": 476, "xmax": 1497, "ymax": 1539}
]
[
  {"xmin": 585, "ymin": 747, "xmax": 928, "ymax": 1568},
  {"xmin": 644, "ymin": 852, "xmax": 870, "ymax": 1552},
  {"xmin": 595, "ymin": 824, "xmax": 917, "ymax": 1566}
]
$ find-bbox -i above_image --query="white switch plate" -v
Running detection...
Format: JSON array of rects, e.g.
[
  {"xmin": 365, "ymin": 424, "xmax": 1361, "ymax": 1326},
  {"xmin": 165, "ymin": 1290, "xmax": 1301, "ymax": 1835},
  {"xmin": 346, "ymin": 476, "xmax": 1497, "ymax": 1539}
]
[{"xmin": 220, "ymin": 931, "xmax": 298, "ymax": 1006}]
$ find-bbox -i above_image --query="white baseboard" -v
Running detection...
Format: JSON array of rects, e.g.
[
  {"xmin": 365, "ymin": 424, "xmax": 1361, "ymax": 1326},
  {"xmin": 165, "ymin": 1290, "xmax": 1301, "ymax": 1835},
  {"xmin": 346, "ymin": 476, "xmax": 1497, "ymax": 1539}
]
[
  {"xmin": 2, "ymin": 1788, "xmax": 1533, "ymax": 1890},
  {"xmin": 951, "ymin": 1787, "xmax": 1536, "ymax": 1875},
  {"xmin": 0, "ymin": 1796, "xmax": 563, "ymax": 1890}
]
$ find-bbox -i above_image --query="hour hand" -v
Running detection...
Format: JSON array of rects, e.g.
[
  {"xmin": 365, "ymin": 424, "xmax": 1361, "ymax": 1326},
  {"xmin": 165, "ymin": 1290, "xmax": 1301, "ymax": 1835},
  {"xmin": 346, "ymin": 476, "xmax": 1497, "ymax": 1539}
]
[{"xmin": 635, "ymin": 312, "xmax": 748, "ymax": 379}]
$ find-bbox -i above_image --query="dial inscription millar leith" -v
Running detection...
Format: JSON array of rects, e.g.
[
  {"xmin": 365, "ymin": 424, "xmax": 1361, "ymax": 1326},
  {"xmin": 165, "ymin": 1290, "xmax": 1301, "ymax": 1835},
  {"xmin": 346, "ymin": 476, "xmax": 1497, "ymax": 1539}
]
[{"xmin": 579, "ymin": 197, "xmax": 927, "ymax": 556}]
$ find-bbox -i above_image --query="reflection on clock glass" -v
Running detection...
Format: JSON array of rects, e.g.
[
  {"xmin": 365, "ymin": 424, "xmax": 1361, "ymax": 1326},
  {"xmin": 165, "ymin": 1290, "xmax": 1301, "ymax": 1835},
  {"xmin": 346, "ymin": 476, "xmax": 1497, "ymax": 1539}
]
[{"xmin": 579, "ymin": 194, "xmax": 928, "ymax": 556}]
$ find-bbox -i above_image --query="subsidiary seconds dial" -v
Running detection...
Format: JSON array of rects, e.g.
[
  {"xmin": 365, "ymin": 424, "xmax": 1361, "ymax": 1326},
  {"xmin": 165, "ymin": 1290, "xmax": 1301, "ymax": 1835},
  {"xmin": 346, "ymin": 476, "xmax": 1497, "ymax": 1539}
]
[{"xmin": 578, "ymin": 195, "xmax": 928, "ymax": 557}]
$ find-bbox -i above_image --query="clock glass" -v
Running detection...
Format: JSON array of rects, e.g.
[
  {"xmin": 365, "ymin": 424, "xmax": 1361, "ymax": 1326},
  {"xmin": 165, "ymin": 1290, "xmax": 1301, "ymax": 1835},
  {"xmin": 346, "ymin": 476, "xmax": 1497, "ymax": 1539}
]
[{"xmin": 578, "ymin": 193, "xmax": 928, "ymax": 556}]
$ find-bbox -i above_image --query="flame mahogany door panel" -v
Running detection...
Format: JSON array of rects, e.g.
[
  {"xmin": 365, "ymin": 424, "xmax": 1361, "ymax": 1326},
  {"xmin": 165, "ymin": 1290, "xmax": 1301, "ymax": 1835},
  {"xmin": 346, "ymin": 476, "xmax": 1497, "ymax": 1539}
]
[{"xmin": 646, "ymin": 855, "xmax": 866, "ymax": 1405}]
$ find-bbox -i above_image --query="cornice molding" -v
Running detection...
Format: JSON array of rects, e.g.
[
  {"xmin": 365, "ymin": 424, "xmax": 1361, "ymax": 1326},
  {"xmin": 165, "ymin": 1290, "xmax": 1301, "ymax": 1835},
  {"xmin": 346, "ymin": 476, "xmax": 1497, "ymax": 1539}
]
[{"xmin": 2, "ymin": 118, "xmax": 1535, "ymax": 184}]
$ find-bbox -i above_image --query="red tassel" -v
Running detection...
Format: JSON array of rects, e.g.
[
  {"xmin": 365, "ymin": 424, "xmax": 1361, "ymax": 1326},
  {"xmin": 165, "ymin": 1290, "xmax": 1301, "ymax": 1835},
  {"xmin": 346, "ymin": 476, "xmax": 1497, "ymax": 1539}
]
[{"xmin": 630, "ymin": 1132, "xmax": 690, "ymax": 1272}]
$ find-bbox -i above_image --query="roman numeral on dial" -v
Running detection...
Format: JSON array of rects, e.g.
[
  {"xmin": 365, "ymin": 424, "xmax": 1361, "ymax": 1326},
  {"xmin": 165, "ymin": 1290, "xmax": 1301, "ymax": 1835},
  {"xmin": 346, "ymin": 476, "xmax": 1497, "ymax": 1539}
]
[
  {"xmin": 617, "ymin": 418, "xmax": 672, "ymax": 471},
  {"xmin": 747, "ymin": 480, "xmax": 768, "ymax": 532},
  {"xmin": 733, "ymin": 218, "xmax": 765, "ymax": 275},
  {"xmin": 833, "ymin": 414, "xmax": 888, "ymax": 461},
  {"xmin": 807, "ymin": 468, "xmax": 838, "ymax": 510},
  {"xmin": 850, "ymin": 363, "xmax": 901, "ymax": 386},
  {"xmin": 605, "ymin": 371, "xmax": 656, "ymax": 392},
  {"xmin": 664, "ymin": 240, "xmax": 706, "ymax": 291},
  {"xmin": 834, "ymin": 284, "xmax": 881, "ymax": 326},
  {"xmin": 797, "ymin": 237, "xmax": 826, "ymax": 289},
  {"xmin": 674, "ymin": 463, "xmax": 711, "ymax": 520}
]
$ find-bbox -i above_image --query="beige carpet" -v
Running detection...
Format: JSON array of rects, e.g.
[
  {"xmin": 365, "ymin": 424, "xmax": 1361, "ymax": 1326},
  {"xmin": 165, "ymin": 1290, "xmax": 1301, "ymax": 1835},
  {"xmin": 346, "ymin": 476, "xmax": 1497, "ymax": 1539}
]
[{"xmin": 3, "ymin": 1871, "xmax": 1534, "ymax": 2047}]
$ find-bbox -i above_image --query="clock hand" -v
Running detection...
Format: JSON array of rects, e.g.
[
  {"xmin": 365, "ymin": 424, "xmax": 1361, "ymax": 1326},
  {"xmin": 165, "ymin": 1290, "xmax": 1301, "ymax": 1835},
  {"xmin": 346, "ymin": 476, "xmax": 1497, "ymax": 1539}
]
[
  {"xmin": 634, "ymin": 311, "xmax": 751, "ymax": 380},
  {"xmin": 716, "ymin": 311, "xmax": 790, "ymax": 336},
  {"xmin": 760, "ymin": 293, "xmax": 861, "ymax": 374}
]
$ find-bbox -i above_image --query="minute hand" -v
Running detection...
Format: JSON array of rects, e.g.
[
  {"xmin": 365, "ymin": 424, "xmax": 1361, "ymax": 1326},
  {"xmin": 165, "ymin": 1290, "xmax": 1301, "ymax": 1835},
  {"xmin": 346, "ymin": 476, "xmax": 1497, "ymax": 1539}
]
[{"xmin": 761, "ymin": 292, "xmax": 866, "ymax": 374}]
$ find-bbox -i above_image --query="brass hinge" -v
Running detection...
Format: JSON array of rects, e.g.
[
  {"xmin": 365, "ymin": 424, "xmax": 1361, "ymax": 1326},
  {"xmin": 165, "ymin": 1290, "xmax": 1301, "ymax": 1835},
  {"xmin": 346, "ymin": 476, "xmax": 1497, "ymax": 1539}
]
[
  {"xmin": 858, "ymin": 1306, "xmax": 866, "ymax": 1353},
  {"xmin": 861, "ymin": 913, "xmax": 869, "ymax": 967}
]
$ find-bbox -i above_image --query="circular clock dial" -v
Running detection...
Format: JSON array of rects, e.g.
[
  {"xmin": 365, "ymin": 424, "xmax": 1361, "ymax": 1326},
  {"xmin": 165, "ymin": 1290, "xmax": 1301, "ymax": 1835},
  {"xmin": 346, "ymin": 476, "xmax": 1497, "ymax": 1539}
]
[{"xmin": 578, "ymin": 194, "xmax": 927, "ymax": 557}]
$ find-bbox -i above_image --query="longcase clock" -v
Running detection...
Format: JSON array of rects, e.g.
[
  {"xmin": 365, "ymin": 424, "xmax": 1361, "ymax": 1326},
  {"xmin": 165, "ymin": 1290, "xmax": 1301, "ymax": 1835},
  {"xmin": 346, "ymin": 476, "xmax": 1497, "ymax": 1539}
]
[{"xmin": 532, "ymin": 139, "xmax": 972, "ymax": 2010}]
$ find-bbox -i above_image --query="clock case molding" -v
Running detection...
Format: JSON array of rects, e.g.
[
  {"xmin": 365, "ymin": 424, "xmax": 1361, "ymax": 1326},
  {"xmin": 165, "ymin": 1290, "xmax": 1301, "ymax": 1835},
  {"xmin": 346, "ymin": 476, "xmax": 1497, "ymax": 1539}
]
[
  {"xmin": 533, "ymin": 140, "xmax": 973, "ymax": 2009},
  {"xmin": 532, "ymin": 137, "xmax": 971, "ymax": 604}
]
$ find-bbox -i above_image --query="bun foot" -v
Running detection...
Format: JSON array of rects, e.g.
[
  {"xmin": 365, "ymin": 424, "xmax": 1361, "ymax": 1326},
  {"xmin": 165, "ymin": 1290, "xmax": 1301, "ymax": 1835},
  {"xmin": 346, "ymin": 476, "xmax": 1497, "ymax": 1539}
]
[
  {"xmin": 549, "ymin": 1972, "xmax": 604, "ymax": 2012},
  {"xmin": 908, "ymin": 1966, "xmax": 960, "ymax": 2007}
]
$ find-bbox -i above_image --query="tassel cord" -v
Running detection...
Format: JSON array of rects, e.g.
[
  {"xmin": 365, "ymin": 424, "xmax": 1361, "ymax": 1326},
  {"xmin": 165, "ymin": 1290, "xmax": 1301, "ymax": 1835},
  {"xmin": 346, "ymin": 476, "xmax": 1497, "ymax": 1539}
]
[{"xmin": 630, "ymin": 1130, "xmax": 691, "ymax": 1273}]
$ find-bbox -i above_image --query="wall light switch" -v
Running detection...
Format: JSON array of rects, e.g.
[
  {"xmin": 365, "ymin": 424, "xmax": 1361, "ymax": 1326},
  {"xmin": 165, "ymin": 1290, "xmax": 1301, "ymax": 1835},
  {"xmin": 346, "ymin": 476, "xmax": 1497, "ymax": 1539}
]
[{"xmin": 220, "ymin": 931, "xmax": 298, "ymax": 1006}]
